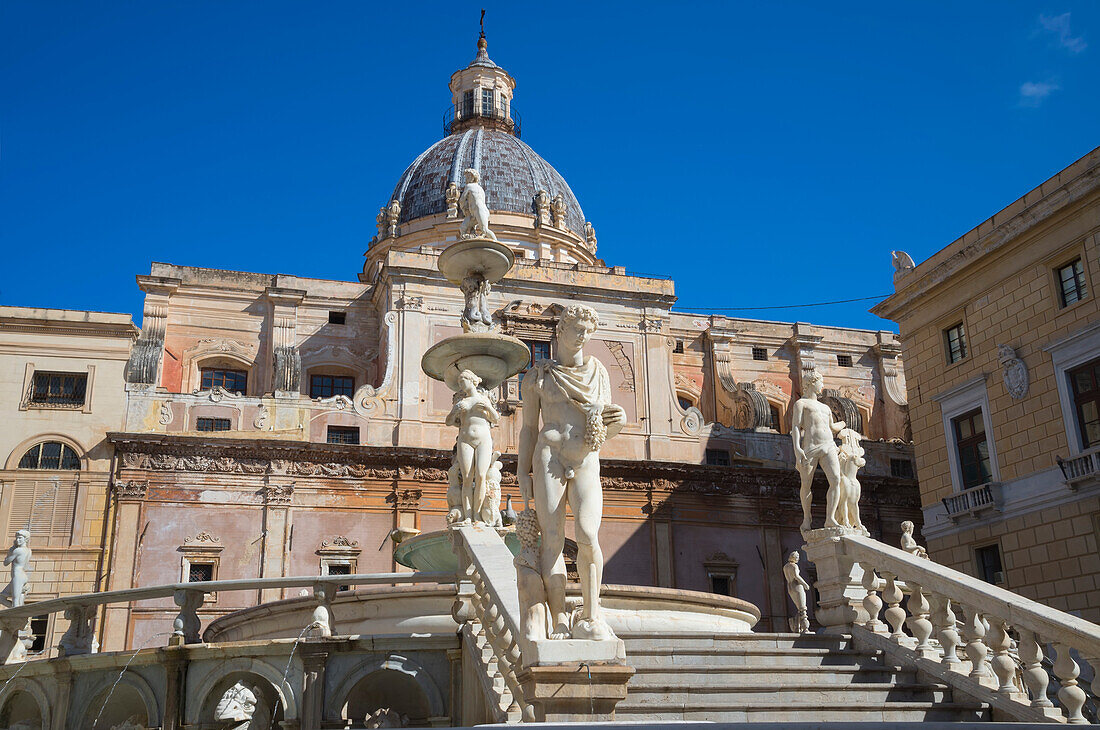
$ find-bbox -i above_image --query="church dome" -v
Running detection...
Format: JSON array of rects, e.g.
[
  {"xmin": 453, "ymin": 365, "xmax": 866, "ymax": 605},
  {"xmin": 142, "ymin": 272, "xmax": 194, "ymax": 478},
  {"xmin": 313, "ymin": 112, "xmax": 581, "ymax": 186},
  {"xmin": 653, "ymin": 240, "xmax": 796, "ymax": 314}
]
[{"xmin": 388, "ymin": 128, "xmax": 587, "ymax": 237}]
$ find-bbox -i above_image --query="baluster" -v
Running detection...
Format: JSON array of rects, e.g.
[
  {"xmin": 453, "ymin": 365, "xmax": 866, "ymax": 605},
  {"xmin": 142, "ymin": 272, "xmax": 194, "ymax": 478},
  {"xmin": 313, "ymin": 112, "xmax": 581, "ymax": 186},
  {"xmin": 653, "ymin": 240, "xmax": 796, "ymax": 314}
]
[
  {"xmin": 58, "ymin": 604, "xmax": 97, "ymax": 656},
  {"xmin": 171, "ymin": 589, "xmax": 203, "ymax": 645},
  {"xmin": 859, "ymin": 563, "xmax": 883, "ymax": 631},
  {"xmin": 1052, "ymin": 642, "xmax": 1087, "ymax": 724},
  {"xmin": 1017, "ymin": 629, "xmax": 1052, "ymax": 708},
  {"xmin": 930, "ymin": 594, "xmax": 961, "ymax": 669},
  {"xmin": 962, "ymin": 606, "xmax": 990, "ymax": 682},
  {"xmin": 881, "ymin": 572, "xmax": 906, "ymax": 643},
  {"xmin": 986, "ymin": 617, "xmax": 1019, "ymax": 696},
  {"xmin": 1084, "ymin": 654, "xmax": 1100, "ymax": 719},
  {"xmin": 905, "ymin": 582, "xmax": 935, "ymax": 657}
]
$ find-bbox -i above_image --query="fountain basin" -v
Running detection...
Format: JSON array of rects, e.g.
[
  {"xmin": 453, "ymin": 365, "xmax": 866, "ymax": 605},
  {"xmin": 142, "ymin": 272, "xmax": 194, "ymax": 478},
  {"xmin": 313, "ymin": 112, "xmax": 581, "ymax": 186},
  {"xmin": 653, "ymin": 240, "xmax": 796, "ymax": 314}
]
[
  {"xmin": 437, "ymin": 237, "xmax": 515, "ymax": 285},
  {"xmin": 421, "ymin": 332, "xmax": 530, "ymax": 390},
  {"xmin": 394, "ymin": 528, "xmax": 520, "ymax": 571}
]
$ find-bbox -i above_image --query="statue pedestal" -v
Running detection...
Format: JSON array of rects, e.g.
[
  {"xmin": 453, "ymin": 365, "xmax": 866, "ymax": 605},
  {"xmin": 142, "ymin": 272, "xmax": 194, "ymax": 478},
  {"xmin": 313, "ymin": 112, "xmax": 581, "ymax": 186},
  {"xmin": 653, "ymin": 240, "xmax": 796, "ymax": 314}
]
[
  {"xmin": 802, "ymin": 526, "xmax": 868, "ymax": 632},
  {"xmin": 521, "ymin": 635, "xmax": 625, "ymax": 666},
  {"xmin": 516, "ymin": 661, "xmax": 635, "ymax": 722}
]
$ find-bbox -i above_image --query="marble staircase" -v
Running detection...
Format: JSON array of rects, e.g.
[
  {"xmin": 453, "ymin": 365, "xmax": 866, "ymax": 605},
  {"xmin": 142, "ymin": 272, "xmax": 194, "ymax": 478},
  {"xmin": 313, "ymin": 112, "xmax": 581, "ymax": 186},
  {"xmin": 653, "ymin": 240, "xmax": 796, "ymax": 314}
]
[{"xmin": 615, "ymin": 631, "xmax": 992, "ymax": 723}]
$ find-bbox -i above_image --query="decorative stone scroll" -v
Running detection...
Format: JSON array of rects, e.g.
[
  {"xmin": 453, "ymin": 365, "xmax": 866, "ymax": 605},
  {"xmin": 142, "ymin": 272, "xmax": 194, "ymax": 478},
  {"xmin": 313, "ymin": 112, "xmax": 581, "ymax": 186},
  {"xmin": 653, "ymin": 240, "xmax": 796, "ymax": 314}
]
[{"xmin": 821, "ymin": 388, "xmax": 863, "ymax": 435}]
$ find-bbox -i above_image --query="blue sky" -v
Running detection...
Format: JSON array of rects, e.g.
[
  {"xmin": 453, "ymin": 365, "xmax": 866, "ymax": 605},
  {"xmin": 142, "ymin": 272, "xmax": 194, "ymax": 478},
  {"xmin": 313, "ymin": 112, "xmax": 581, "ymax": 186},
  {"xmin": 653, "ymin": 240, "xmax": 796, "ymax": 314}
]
[{"xmin": 3, "ymin": 2, "xmax": 1097, "ymax": 331}]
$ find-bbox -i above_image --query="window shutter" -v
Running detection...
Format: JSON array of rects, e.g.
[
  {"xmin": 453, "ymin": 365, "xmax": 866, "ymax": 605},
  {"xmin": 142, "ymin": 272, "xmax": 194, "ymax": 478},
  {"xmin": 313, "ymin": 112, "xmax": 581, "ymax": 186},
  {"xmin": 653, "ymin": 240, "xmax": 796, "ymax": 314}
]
[
  {"xmin": 7, "ymin": 478, "xmax": 78, "ymax": 540},
  {"xmin": 8, "ymin": 480, "xmax": 38, "ymax": 533}
]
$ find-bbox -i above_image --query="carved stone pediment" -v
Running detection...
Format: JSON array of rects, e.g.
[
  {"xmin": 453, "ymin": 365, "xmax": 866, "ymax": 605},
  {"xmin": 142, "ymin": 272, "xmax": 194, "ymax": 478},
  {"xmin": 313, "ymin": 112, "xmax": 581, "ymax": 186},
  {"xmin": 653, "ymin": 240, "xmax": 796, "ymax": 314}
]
[
  {"xmin": 318, "ymin": 536, "xmax": 362, "ymax": 556},
  {"xmin": 181, "ymin": 531, "xmax": 224, "ymax": 553}
]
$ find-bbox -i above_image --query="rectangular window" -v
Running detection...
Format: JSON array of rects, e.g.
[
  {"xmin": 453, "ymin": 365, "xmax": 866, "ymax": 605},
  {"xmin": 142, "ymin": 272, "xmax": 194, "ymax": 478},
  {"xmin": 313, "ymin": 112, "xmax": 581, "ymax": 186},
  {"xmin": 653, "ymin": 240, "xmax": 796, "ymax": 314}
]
[
  {"xmin": 953, "ymin": 409, "xmax": 991, "ymax": 489},
  {"xmin": 1057, "ymin": 259, "xmax": 1088, "ymax": 307},
  {"xmin": 519, "ymin": 340, "xmax": 552, "ymax": 387},
  {"xmin": 975, "ymin": 544, "xmax": 1004, "ymax": 585},
  {"xmin": 327, "ymin": 562, "xmax": 352, "ymax": 591},
  {"xmin": 28, "ymin": 615, "xmax": 48, "ymax": 654},
  {"xmin": 310, "ymin": 374, "xmax": 354, "ymax": 399},
  {"xmin": 30, "ymin": 372, "xmax": 87, "ymax": 407},
  {"xmin": 500, "ymin": 96, "xmax": 508, "ymax": 116},
  {"xmin": 944, "ymin": 323, "xmax": 967, "ymax": 364},
  {"xmin": 187, "ymin": 562, "xmax": 215, "ymax": 583},
  {"xmin": 674, "ymin": 339, "xmax": 684, "ymax": 354},
  {"xmin": 837, "ymin": 354, "xmax": 853, "ymax": 368},
  {"xmin": 752, "ymin": 347, "xmax": 768, "ymax": 361},
  {"xmin": 768, "ymin": 404, "xmax": 781, "ymax": 432},
  {"xmin": 462, "ymin": 90, "xmax": 474, "ymax": 118},
  {"xmin": 890, "ymin": 458, "xmax": 915, "ymax": 479},
  {"xmin": 328, "ymin": 311, "xmax": 346, "ymax": 325},
  {"xmin": 327, "ymin": 426, "xmax": 360, "ymax": 445},
  {"xmin": 705, "ymin": 448, "xmax": 730, "ymax": 466},
  {"xmin": 200, "ymin": 368, "xmax": 247, "ymax": 394},
  {"xmin": 481, "ymin": 88, "xmax": 494, "ymax": 116},
  {"xmin": 196, "ymin": 417, "xmax": 232, "ymax": 432},
  {"xmin": 709, "ymin": 574, "xmax": 732, "ymax": 596},
  {"xmin": 1069, "ymin": 358, "xmax": 1100, "ymax": 449}
]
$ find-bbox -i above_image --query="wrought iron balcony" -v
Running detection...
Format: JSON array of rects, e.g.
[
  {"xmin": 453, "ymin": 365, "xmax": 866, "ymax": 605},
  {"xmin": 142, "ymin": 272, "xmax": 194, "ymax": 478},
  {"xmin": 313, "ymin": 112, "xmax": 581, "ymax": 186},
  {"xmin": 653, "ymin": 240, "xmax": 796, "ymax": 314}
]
[{"xmin": 443, "ymin": 103, "xmax": 521, "ymax": 138}]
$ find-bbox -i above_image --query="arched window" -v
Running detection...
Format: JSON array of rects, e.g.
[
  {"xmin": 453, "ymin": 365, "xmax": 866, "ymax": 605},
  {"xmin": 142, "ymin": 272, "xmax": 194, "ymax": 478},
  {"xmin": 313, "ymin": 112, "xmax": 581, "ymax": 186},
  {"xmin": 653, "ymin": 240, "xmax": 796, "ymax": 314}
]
[{"xmin": 17, "ymin": 442, "xmax": 80, "ymax": 470}]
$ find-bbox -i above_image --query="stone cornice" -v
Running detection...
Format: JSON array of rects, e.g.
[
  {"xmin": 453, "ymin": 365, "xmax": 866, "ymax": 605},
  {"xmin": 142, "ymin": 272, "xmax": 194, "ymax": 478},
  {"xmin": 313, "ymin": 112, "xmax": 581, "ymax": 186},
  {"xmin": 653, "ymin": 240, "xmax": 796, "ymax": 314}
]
[{"xmin": 107, "ymin": 432, "xmax": 919, "ymax": 508}]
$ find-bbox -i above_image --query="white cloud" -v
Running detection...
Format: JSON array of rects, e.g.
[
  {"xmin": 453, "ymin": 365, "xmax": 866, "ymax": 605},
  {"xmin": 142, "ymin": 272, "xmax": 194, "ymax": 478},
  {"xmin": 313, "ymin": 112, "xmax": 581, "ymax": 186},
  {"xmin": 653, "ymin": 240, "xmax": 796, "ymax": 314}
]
[
  {"xmin": 1019, "ymin": 81, "xmax": 1059, "ymax": 106},
  {"xmin": 1039, "ymin": 12, "xmax": 1087, "ymax": 53}
]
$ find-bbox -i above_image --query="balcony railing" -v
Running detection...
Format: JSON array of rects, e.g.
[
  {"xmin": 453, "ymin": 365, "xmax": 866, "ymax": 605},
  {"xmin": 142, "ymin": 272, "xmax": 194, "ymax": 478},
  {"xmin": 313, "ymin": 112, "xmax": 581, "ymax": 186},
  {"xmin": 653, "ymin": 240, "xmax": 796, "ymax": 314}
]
[
  {"xmin": 443, "ymin": 103, "xmax": 521, "ymax": 138},
  {"xmin": 1057, "ymin": 446, "xmax": 1100, "ymax": 488},
  {"xmin": 941, "ymin": 481, "xmax": 1001, "ymax": 521}
]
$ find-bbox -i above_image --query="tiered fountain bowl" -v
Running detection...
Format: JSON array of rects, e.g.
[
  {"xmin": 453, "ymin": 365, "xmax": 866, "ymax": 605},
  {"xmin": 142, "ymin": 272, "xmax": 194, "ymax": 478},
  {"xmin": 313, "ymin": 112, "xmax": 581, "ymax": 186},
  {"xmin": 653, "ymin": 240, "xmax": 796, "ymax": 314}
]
[{"xmin": 421, "ymin": 236, "xmax": 530, "ymax": 390}]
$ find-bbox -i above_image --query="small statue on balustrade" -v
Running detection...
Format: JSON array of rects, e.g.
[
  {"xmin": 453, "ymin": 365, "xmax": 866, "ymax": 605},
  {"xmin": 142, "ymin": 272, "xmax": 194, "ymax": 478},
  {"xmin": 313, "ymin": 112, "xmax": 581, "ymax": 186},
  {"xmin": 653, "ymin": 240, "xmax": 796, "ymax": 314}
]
[
  {"xmin": 445, "ymin": 369, "xmax": 501, "ymax": 525},
  {"xmin": 900, "ymin": 520, "xmax": 929, "ymax": 559},
  {"xmin": 783, "ymin": 551, "xmax": 811, "ymax": 634},
  {"xmin": 484, "ymin": 451, "xmax": 504, "ymax": 527},
  {"xmin": 792, "ymin": 369, "xmax": 847, "ymax": 533},
  {"xmin": 1, "ymin": 530, "xmax": 31, "ymax": 608}
]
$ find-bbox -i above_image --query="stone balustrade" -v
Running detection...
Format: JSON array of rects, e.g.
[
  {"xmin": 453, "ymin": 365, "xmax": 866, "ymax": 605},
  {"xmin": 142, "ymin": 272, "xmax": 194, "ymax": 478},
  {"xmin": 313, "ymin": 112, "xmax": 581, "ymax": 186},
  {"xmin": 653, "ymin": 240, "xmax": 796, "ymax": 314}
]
[
  {"xmin": 810, "ymin": 529, "xmax": 1100, "ymax": 724},
  {"xmin": 0, "ymin": 571, "xmax": 452, "ymax": 664},
  {"xmin": 1058, "ymin": 445, "xmax": 1100, "ymax": 488}
]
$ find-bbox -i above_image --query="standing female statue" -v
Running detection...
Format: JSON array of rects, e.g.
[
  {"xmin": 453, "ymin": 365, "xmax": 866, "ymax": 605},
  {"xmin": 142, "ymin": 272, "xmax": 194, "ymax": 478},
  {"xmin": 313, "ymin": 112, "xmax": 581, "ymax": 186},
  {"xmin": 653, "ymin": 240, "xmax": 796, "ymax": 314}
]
[
  {"xmin": 1, "ymin": 530, "xmax": 31, "ymax": 608},
  {"xmin": 446, "ymin": 369, "xmax": 501, "ymax": 523}
]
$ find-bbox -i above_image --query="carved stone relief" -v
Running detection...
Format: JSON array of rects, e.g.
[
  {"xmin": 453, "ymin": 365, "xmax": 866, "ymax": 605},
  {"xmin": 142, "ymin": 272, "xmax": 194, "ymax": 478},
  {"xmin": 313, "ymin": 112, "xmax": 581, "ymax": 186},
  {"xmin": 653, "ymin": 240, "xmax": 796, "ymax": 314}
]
[
  {"xmin": 604, "ymin": 341, "xmax": 636, "ymax": 392},
  {"xmin": 998, "ymin": 344, "xmax": 1029, "ymax": 399}
]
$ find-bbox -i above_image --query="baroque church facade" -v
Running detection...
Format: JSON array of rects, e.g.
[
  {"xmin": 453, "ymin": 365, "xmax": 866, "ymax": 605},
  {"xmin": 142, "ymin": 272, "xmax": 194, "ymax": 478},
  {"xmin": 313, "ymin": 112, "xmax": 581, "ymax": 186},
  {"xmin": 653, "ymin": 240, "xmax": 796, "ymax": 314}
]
[{"xmin": 7, "ymin": 36, "xmax": 919, "ymax": 656}]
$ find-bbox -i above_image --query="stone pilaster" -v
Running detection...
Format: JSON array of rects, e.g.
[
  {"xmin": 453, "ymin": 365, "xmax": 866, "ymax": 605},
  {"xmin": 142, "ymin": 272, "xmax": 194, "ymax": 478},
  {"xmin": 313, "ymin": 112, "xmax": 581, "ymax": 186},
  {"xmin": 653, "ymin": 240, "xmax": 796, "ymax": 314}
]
[
  {"xmin": 162, "ymin": 648, "xmax": 188, "ymax": 730},
  {"xmin": 639, "ymin": 314, "xmax": 674, "ymax": 460},
  {"xmin": 49, "ymin": 664, "xmax": 72, "ymax": 730},
  {"xmin": 299, "ymin": 642, "xmax": 330, "ymax": 730},
  {"xmin": 124, "ymin": 276, "xmax": 180, "ymax": 386},
  {"xmin": 792, "ymin": 325, "xmax": 823, "ymax": 383},
  {"xmin": 392, "ymin": 292, "xmax": 426, "ymax": 446},
  {"xmin": 101, "ymin": 480, "xmax": 147, "ymax": 652},
  {"xmin": 265, "ymin": 287, "xmax": 306, "ymax": 396},
  {"xmin": 260, "ymin": 482, "xmax": 294, "ymax": 603}
]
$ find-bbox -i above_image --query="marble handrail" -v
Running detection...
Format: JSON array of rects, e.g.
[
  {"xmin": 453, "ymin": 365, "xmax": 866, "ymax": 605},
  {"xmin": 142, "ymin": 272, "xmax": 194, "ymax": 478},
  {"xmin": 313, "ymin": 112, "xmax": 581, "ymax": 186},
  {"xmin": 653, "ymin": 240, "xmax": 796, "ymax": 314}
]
[
  {"xmin": 0, "ymin": 571, "xmax": 453, "ymax": 664},
  {"xmin": 840, "ymin": 532, "xmax": 1099, "ymax": 724}
]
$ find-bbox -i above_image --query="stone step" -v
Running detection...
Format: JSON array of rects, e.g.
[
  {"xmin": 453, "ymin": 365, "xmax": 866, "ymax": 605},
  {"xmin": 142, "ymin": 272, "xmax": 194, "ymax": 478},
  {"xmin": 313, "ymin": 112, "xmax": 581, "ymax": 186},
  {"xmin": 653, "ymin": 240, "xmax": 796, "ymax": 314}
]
[
  {"xmin": 626, "ymin": 645, "xmax": 883, "ymax": 668},
  {"xmin": 628, "ymin": 663, "xmax": 919, "ymax": 687},
  {"xmin": 613, "ymin": 700, "xmax": 991, "ymax": 723},
  {"xmin": 623, "ymin": 681, "xmax": 954, "ymax": 706},
  {"xmin": 621, "ymin": 631, "xmax": 854, "ymax": 652}
]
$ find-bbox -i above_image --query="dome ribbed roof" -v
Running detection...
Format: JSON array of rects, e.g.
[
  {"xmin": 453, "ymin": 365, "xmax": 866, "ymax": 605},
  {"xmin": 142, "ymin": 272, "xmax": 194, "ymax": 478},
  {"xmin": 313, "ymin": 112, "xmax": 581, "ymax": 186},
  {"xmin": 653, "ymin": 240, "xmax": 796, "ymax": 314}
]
[{"xmin": 389, "ymin": 128, "xmax": 586, "ymax": 237}]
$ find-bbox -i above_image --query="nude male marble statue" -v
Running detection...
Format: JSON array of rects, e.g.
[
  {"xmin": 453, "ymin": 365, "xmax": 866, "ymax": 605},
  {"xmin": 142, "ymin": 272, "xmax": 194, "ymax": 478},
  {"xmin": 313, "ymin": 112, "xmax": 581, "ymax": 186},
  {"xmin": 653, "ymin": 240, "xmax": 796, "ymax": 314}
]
[
  {"xmin": 791, "ymin": 370, "xmax": 845, "ymax": 533},
  {"xmin": 458, "ymin": 168, "xmax": 496, "ymax": 240},
  {"xmin": 445, "ymin": 369, "xmax": 501, "ymax": 524},
  {"xmin": 517, "ymin": 304, "xmax": 626, "ymax": 640},
  {"xmin": 1, "ymin": 530, "xmax": 31, "ymax": 608}
]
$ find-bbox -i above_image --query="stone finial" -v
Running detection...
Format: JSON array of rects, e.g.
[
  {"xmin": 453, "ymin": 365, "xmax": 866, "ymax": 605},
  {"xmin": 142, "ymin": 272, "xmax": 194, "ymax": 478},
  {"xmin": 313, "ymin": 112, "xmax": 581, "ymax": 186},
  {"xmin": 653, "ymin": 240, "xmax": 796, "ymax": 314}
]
[
  {"xmin": 445, "ymin": 181, "xmax": 460, "ymax": 219},
  {"xmin": 583, "ymin": 221, "xmax": 597, "ymax": 252},
  {"xmin": 385, "ymin": 200, "xmax": 401, "ymax": 239},
  {"xmin": 534, "ymin": 190, "xmax": 551, "ymax": 227},
  {"xmin": 551, "ymin": 194, "xmax": 566, "ymax": 227}
]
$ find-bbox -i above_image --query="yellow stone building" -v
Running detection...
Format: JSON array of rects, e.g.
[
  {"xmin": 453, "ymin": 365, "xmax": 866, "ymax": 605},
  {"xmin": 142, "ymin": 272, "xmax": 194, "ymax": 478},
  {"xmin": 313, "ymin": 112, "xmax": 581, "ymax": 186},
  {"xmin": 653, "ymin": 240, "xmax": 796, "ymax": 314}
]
[{"xmin": 872, "ymin": 145, "xmax": 1100, "ymax": 623}]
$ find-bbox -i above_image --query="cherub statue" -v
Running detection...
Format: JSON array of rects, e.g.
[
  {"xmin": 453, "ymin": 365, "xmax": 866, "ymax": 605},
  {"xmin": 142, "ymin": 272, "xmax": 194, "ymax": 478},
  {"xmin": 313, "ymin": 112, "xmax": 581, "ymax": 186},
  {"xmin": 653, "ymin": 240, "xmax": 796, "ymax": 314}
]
[
  {"xmin": 458, "ymin": 168, "xmax": 496, "ymax": 240},
  {"xmin": 445, "ymin": 369, "xmax": 501, "ymax": 524},
  {"xmin": 836, "ymin": 426, "xmax": 867, "ymax": 532},
  {"xmin": 782, "ymin": 551, "xmax": 811, "ymax": 633},
  {"xmin": 791, "ymin": 370, "xmax": 845, "ymax": 533},
  {"xmin": 484, "ymin": 451, "xmax": 504, "ymax": 527},
  {"xmin": 460, "ymin": 274, "xmax": 493, "ymax": 330},
  {"xmin": 901, "ymin": 520, "xmax": 929, "ymax": 559},
  {"xmin": 1, "ymin": 530, "xmax": 31, "ymax": 608}
]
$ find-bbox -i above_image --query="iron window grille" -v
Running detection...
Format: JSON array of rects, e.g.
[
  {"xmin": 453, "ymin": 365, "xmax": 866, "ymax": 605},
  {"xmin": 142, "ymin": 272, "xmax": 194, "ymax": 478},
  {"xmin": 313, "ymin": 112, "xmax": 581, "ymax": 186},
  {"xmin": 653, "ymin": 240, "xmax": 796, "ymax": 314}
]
[
  {"xmin": 326, "ymin": 563, "xmax": 352, "ymax": 591},
  {"xmin": 953, "ymin": 409, "xmax": 991, "ymax": 489},
  {"xmin": 196, "ymin": 417, "xmax": 232, "ymax": 432},
  {"xmin": 28, "ymin": 372, "xmax": 87, "ymax": 408},
  {"xmin": 752, "ymin": 347, "xmax": 768, "ymax": 361},
  {"xmin": 187, "ymin": 562, "xmax": 214, "ymax": 583},
  {"xmin": 1057, "ymin": 259, "xmax": 1088, "ymax": 307},
  {"xmin": 200, "ymin": 368, "xmax": 247, "ymax": 394},
  {"xmin": 837, "ymin": 354, "xmax": 853, "ymax": 368},
  {"xmin": 944, "ymin": 323, "xmax": 967, "ymax": 364},
  {"xmin": 18, "ymin": 442, "xmax": 80, "ymax": 470},
  {"xmin": 674, "ymin": 340, "xmax": 684, "ymax": 354},
  {"xmin": 327, "ymin": 426, "xmax": 360, "ymax": 445},
  {"xmin": 705, "ymin": 449, "xmax": 731, "ymax": 466},
  {"xmin": 311, "ymin": 374, "xmax": 354, "ymax": 399}
]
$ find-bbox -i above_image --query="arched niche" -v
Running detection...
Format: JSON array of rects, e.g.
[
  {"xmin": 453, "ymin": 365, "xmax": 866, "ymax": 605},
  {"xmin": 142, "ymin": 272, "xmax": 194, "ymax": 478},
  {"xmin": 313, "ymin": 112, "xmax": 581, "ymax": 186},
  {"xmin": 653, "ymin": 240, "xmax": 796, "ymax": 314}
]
[
  {"xmin": 188, "ymin": 659, "xmax": 296, "ymax": 727},
  {"xmin": 328, "ymin": 655, "xmax": 444, "ymax": 727},
  {"xmin": 187, "ymin": 351, "xmax": 256, "ymax": 396},
  {"xmin": 0, "ymin": 678, "xmax": 51, "ymax": 729},
  {"xmin": 80, "ymin": 673, "xmax": 159, "ymax": 730}
]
